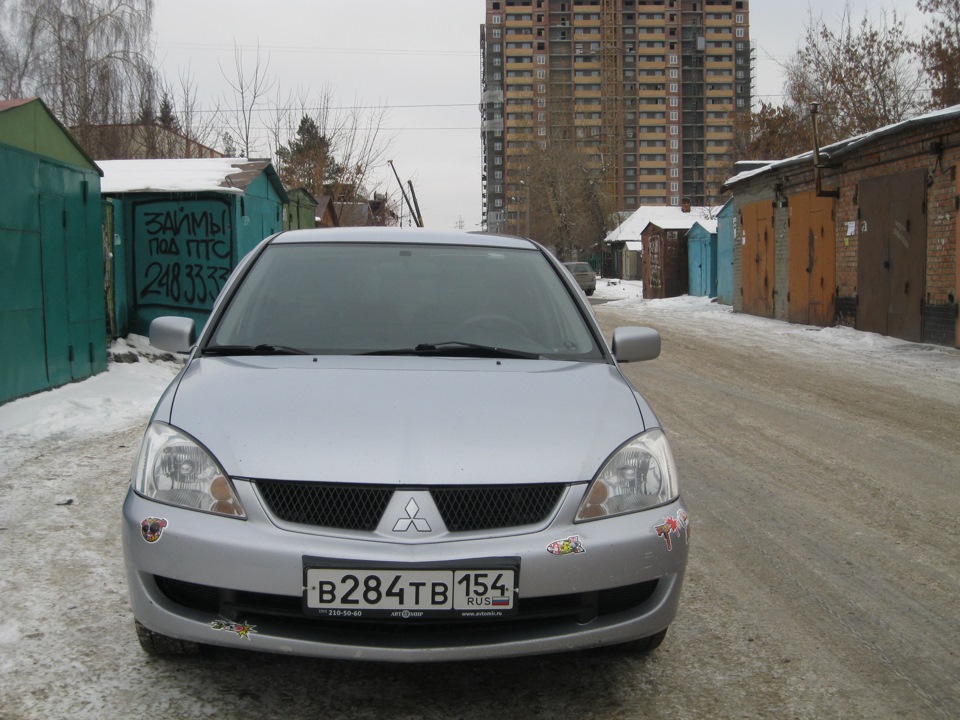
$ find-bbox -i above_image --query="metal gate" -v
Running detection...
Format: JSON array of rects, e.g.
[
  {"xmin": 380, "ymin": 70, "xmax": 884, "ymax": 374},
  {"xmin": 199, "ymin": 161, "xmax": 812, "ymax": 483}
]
[
  {"xmin": 788, "ymin": 191, "xmax": 836, "ymax": 326},
  {"xmin": 857, "ymin": 170, "xmax": 926, "ymax": 342},
  {"xmin": 740, "ymin": 200, "xmax": 775, "ymax": 317},
  {"xmin": 39, "ymin": 193, "xmax": 73, "ymax": 387}
]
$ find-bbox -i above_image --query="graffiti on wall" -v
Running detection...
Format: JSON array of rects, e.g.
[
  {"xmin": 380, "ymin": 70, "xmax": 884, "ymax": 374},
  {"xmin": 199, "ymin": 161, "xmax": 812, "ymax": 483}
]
[{"xmin": 134, "ymin": 200, "xmax": 233, "ymax": 310}]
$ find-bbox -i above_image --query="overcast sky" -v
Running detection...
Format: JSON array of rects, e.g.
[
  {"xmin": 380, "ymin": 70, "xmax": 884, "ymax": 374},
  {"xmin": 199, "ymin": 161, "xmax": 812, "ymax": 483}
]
[{"xmin": 151, "ymin": 0, "xmax": 925, "ymax": 231}]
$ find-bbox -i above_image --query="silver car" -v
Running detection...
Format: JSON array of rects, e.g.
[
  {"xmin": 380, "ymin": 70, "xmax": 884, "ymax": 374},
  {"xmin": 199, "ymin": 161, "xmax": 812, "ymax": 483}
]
[
  {"xmin": 122, "ymin": 228, "xmax": 689, "ymax": 662},
  {"xmin": 563, "ymin": 261, "xmax": 597, "ymax": 296}
]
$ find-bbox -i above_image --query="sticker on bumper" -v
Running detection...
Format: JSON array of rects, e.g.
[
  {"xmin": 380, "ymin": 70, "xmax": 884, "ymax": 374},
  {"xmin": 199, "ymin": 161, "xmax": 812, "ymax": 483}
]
[
  {"xmin": 547, "ymin": 535, "xmax": 585, "ymax": 556},
  {"xmin": 140, "ymin": 517, "xmax": 167, "ymax": 543},
  {"xmin": 211, "ymin": 618, "xmax": 257, "ymax": 639},
  {"xmin": 655, "ymin": 510, "xmax": 690, "ymax": 551}
]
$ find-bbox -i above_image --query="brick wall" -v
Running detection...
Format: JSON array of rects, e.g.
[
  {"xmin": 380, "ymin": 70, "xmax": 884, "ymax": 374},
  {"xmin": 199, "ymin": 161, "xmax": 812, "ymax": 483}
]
[{"xmin": 729, "ymin": 116, "xmax": 960, "ymax": 347}]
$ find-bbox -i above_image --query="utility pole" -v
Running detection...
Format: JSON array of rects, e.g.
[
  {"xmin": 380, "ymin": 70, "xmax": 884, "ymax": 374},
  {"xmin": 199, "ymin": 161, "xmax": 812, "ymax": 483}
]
[{"xmin": 387, "ymin": 160, "xmax": 422, "ymax": 227}]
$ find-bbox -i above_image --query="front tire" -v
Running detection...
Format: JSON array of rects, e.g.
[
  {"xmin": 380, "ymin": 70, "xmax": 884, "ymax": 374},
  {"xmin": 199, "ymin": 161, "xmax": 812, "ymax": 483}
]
[
  {"xmin": 135, "ymin": 620, "xmax": 202, "ymax": 656},
  {"xmin": 625, "ymin": 627, "xmax": 668, "ymax": 653}
]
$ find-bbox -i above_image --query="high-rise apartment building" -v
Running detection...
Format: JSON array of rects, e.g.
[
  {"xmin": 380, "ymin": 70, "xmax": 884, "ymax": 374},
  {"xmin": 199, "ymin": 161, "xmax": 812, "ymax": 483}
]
[{"xmin": 480, "ymin": 0, "xmax": 752, "ymax": 234}]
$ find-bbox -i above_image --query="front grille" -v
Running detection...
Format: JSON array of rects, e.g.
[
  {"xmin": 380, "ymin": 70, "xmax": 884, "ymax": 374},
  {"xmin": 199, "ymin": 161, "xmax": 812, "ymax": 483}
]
[
  {"xmin": 431, "ymin": 485, "xmax": 564, "ymax": 531},
  {"xmin": 254, "ymin": 481, "xmax": 565, "ymax": 532},
  {"xmin": 153, "ymin": 575, "xmax": 659, "ymax": 632},
  {"xmin": 255, "ymin": 481, "xmax": 392, "ymax": 531}
]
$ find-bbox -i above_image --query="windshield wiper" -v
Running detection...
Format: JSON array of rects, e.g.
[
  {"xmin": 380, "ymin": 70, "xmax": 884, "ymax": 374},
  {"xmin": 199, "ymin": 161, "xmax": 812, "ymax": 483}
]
[
  {"xmin": 361, "ymin": 341, "xmax": 540, "ymax": 360},
  {"xmin": 202, "ymin": 344, "xmax": 311, "ymax": 356}
]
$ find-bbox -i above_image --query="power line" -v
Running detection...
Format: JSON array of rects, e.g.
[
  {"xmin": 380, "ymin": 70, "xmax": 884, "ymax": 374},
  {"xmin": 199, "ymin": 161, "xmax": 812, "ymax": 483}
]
[{"xmin": 156, "ymin": 42, "xmax": 479, "ymax": 59}]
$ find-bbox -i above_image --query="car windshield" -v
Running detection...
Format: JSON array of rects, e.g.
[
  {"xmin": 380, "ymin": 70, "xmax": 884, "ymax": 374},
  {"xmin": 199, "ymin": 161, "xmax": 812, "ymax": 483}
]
[
  {"xmin": 207, "ymin": 242, "xmax": 604, "ymax": 360},
  {"xmin": 566, "ymin": 263, "xmax": 592, "ymax": 273}
]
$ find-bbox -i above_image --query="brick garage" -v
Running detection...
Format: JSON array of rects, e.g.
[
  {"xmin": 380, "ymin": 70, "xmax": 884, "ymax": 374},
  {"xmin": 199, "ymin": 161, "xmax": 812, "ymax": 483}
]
[{"xmin": 725, "ymin": 106, "xmax": 960, "ymax": 348}]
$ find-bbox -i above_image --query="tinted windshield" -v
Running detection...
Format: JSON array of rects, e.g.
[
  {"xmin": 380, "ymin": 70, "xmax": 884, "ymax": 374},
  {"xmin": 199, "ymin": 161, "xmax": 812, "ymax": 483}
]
[{"xmin": 208, "ymin": 242, "xmax": 604, "ymax": 360}]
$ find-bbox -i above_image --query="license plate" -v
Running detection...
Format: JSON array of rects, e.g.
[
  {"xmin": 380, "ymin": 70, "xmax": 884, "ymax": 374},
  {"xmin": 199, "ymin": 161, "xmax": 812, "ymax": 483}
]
[{"xmin": 303, "ymin": 560, "xmax": 518, "ymax": 619}]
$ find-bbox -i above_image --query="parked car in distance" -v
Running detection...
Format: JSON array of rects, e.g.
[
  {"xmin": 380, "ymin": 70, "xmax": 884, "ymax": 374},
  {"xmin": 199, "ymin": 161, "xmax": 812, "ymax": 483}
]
[
  {"xmin": 563, "ymin": 261, "xmax": 597, "ymax": 295},
  {"xmin": 123, "ymin": 227, "xmax": 689, "ymax": 662}
]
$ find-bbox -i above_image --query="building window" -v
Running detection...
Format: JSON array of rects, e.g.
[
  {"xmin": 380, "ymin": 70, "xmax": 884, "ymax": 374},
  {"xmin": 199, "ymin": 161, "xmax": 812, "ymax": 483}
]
[
  {"xmin": 670, "ymin": 111, "xmax": 678, "ymax": 121},
  {"xmin": 537, "ymin": 55, "xmax": 546, "ymax": 64},
  {"xmin": 735, "ymin": 13, "xmax": 744, "ymax": 23},
  {"xmin": 670, "ymin": 97, "xmax": 678, "ymax": 106},
  {"xmin": 670, "ymin": 196, "xmax": 679, "ymax": 206},
  {"xmin": 492, "ymin": 15, "xmax": 501, "ymax": 24},
  {"xmin": 670, "ymin": 139, "xmax": 678, "ymax": 148},
  {"xmin": 537, "ymin": 69, "xmax": 546, "ymax": 79},
  {"xmin": 670, "ymin": 125, "xmax": 678, "ymax": 135},
  {"xmin": 670, "ymin": 168, "xmax": 679, "ymax": 177},
  {"xmin": 669, "ymin": 83, "xmax": 678, "ymax": 93},
  {"xmin": 736, "ymin": 27, "xmax": 744, "ymax": 37},
  {"xmin": 493, "ymin": 28, "xmax": 501, "ymax": 38},
  {"xmin": 669, "ymin": 69, "xmax": 678, "ymax": 78},
  {"xmin": 669, "ymin": 54, "xmax": 678, "ymax": 64},
  {"xmin": 670, "ymin": 153, "xmax": 678, "ymax": 163},
  {"xmin": 538, "ymin": 127, "xmax": 547, "ymax": 136},
  {"xmin": 670, "ymin": 182, "xmax": 679, "ymax": 192}
]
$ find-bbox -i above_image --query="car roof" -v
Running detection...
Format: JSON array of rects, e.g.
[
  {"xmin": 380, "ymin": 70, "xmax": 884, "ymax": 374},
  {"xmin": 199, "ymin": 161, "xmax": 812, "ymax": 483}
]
[{"xmin": 269, "ymin": 227, "xmax": 539, "ymax": 251}]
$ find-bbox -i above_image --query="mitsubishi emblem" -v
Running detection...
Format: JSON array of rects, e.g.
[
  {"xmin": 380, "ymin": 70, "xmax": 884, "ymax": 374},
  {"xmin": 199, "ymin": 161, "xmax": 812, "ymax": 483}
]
[{"xmin": 393, "ymin": 498, "xmax": 432, "ymax": 532}]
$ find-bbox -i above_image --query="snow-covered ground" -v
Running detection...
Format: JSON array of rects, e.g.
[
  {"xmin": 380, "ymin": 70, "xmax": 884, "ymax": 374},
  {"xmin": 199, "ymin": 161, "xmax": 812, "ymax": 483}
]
[{"xmin": 2, "ymin": 282, "xmax": 957, "ymax": 475}]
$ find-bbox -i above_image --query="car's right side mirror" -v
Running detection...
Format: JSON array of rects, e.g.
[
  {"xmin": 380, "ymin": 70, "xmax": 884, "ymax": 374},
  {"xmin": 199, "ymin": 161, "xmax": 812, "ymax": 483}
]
[
  {"xmin": 149, "ymin": 316, "xmax": 197, "ymax": 354},
  {"xmin": 611, "ymin": 326, "xmax": 661, "ymax": 363}
]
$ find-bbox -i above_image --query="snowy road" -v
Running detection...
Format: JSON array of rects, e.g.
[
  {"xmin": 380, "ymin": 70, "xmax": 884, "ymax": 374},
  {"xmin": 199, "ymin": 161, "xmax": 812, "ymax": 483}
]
[{"xmin": 1, "ymin": 293, "xmax": 958, "ymax": 719}]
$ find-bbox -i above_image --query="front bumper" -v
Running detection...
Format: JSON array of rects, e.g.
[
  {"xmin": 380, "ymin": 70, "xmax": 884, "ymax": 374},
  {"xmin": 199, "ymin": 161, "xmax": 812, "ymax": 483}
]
[{"xmin": 122, "ymin": 481, "xmax": 689, "ymax": 662}]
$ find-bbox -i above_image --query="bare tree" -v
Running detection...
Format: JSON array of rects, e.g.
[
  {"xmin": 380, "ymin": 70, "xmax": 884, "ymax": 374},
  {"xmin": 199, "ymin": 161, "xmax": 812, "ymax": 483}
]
[
  {"xmin": 732, "ymin": 101, "xmax": 812, "ymax": 162},
  {"xmin": 219, "ymin": 42, "xmax": 276, "ymax": 157},
  {"xmin": 783, "ymin": 3, "xmax": 925, "ymax": 141},
  {"xmin": 523, "ymin": 138, "xmax": 614, "ymax": 261},
  {"xmin": 167, "ymin": 64, "xmax": 220, "ymax": 153},
  {"xmin": 1, "ymin": 0, "xmax": 155, "ymax": 151},
  {"xmin": 915, "ymin": 0, "xmax": 960, "ymax": 108}
]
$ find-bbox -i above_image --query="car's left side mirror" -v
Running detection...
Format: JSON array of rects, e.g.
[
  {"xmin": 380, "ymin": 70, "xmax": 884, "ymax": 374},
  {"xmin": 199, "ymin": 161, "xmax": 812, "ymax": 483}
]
[{"xmin": 611, "ymin": 326, "xmax": 661, "ymax": 363}]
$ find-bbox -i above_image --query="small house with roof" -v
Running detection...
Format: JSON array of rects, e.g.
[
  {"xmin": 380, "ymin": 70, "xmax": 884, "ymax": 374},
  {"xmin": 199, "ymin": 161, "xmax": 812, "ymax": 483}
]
[
  {"xmin": 284, "ymin": 187, "xmax": 319, "ymax": 230},
  {"xmin": 0, "ymin": 98, "xmax": 107, "ymax": 405},
  {"xmin": 605, "ymin": 202, "xmax": 721, "ymax": 297},
  {"xmin": 99, "ymin": 158, "xmax": 288, "ymax": 336}
]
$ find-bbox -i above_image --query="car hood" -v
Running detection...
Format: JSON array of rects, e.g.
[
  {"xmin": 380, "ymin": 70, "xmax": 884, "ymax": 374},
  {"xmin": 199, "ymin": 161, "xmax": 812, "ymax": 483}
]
[{"xmin": 163, "ymin": 356, "xmax": 649, "ymax": 485}]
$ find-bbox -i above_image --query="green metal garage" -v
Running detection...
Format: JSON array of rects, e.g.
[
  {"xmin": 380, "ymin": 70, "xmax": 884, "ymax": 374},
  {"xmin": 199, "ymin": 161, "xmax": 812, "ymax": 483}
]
[{"xmin": 0, "ymin": 98, "xmax": 107, "ymax": 405}]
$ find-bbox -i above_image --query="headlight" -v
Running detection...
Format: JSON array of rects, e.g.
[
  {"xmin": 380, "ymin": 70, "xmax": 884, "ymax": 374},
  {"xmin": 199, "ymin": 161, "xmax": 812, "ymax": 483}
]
[
  {"xmin": 133, "ymin": 422, "xmax": 245, "ymax": 518},
  {"xmin": 575, "ymin": 428, "xmax": 678, "ymax": 521}
]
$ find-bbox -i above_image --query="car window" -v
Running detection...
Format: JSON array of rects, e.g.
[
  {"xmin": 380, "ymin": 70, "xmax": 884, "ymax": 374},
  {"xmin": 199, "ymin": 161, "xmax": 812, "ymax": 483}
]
[{"xmin": 208, "ymin": 243, "xmax": 604, "ymax": 359}]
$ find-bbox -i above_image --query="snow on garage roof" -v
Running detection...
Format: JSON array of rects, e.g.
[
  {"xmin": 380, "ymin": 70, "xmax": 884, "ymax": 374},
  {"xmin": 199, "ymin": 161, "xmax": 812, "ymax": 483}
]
[
  {"xmin": 604, "ymin": 204, "xmax": 722, "ymax": 243},
  {"xmin": 724, "ymin": 103, "xmax": 960, "ymax": 189},
  {"xmin": 98, "ymin": 157, "xmax": 273, "ymax": 195}
]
